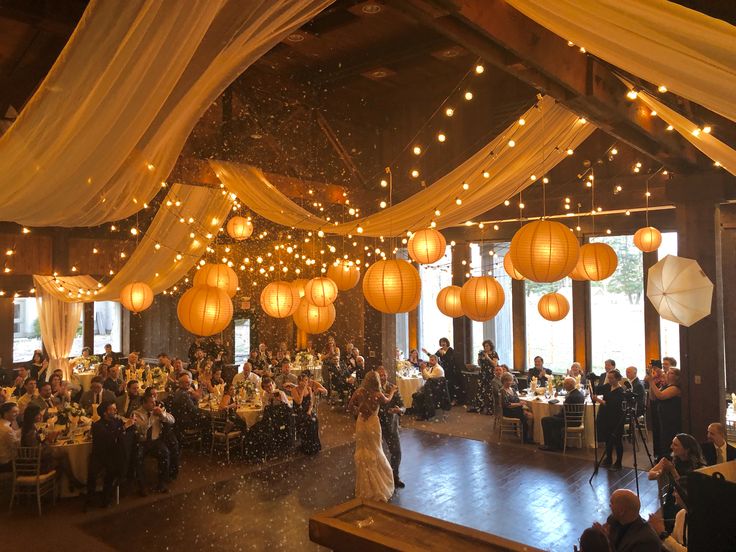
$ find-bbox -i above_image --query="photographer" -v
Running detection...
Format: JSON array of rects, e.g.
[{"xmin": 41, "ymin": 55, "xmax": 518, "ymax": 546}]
[{"xmin": 592, "ymin": 369, "xmax": 625, "ymax": 470}]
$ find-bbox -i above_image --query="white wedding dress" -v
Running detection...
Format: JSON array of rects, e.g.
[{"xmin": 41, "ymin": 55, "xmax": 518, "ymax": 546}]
[{"xmin": 354, "ymin": 406, "xmax": 395, "ymax": 502}]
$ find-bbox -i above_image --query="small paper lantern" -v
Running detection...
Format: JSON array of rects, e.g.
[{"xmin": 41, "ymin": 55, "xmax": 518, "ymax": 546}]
[
  {"xmin": 304, "ymin": 277, "xmax": 338, "ymax": 307},
  {"xmin": 177, "ymin": 285, "xmax": 233, "ymax": 336},
  {"xmin": 194, "ymin": 263, "xmax": 238, "ymax": 298},
  {"xmin": 436, "ymin": 285, "xmax": 464, "ymax": 318},
  {"xmin": 509, "ymin": 220, "xmax": 580, "ymax": 282},
  {"xmin": 362, "ymin": 259, "xmax": 421, "ymax": 314},
  {"xmin": 460, "ymin": 276, "xmax": 505, "ymax": 321},
  {"xmin": 292, "ymin": 297, "xmax": 336, "ymax": 334},
  {"xmin": 647, "ymin": 255, "xmax": 713, "ymax": 327},
  {"xmin": 291, "ymin": 279, "xmax": 308, "ymax": 298},
  {"xmin": 326, "ymin": 260, "xmax": 360, "ymax": 291},
  {"xmin": 634, "ymin": 226, "xmax": 662, "ymax": 253},
  {"xmin": 260, "ymin": 281, "xmax": 300, "ymax": 318},
  {"xmin": 226, "ymin": 216, "xmax": 253, "ymax": 241},
  {"xmin": 573, "ymin": 242, "xmax": 618, "ymax": 281},
  {"xmin": 538, "ymin": 292, "xmax": 570, "ymax": 321},
  {"xmin": 119, "ymin": 282, "xmax": 153, "ymax": 313},
  {"xmin": 408, "ymin": 228, "xmax": 447, "ymax": 264},
  {"xmin": 503, "ymin": 253, "xmax": 525, "ymax": 281}
]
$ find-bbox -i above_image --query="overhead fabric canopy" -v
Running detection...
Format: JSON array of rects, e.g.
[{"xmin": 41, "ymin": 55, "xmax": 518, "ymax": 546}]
[
  {"xmin": 33, "ymin": 184, "xmax": 232, "ymax": 302},
  {"xmin": 504, "ymin": 0, "xmax": 736, "ymax": 122},
  {"xmin": 0, "ymin": 0, "xmax": 331, "ymax": 227},
  {"xmin": 212, "ymin": 96, "xmax": 594, "ymax": 237}
]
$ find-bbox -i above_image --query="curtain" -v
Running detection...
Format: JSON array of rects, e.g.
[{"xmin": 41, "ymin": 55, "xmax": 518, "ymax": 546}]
[
  {"xmin": 0, "ymin": 0, "xmax": 332, "ymax": 227},
  {"xmin": 212, "ymin": 96, "xmax": 594, "ymax": 237},
  {"xmin": 34, "ymin": 285, "xmax": 84, "ymax": 380},
  {"xmin": 504, "ymin": 0, "xmax": 736, "ymax": 122}
]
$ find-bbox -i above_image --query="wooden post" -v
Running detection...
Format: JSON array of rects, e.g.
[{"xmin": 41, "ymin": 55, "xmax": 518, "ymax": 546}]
[
  {"xmin": 721, "ymin": 205, "xmax": 736, "ymax": 392},
  {"xmin": 83, "ymin": 302, "xmax": 94, "ymax": 353},
  {"xmin": 571, "ymin": 280, "xmax": 591, "ymax": 372},
  {"xmin": 642, "ymin": 250, "xmax": 661, "ymax": 366},
  {"xmin": 451, "ymin": 242, "xmax": 472, "ymax": 366},
  {"xmin": 408, "ymin": 306, "xmax": 418, "ymax": 352},
  {"xmin": 512, "ymin": 279, "xmax": 526, "ymax": 371},
  {"xmin": 0, "ymin": 297, "xmax": 14, "ymax": 369}
]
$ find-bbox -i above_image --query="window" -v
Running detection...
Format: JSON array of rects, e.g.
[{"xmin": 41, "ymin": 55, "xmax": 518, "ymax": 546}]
[
  {"xmin": 68, "ymin": 309, "xmax": 85, "ymax": 358},
  {"xmin": 94, "ymin": 301, "xmax": 122, "ymax": 354},
  {"xmin": 658, "ymin": 232, "xmax": 680, "ymax": 362},
  {"xmin": 418, "ymin": 245, "xmax": 453, "ymax": 355},
  {"xmin": 233, "ymin": 318, "xmax": 251, "ymax": 363},
  {"xmin": 13, "ymin": 297, "xmax": 42, "ymax": 363},
  {"xmin": 526, "ymin": 278, "xmax": 573, "ymax": 372},
  {"xmin": 590, "ymin": 235, "xmax": 645, "ymax": 377}
]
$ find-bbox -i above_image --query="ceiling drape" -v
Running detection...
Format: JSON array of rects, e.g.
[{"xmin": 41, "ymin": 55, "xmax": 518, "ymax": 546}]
[
  {"xmin": 0, "ymin": 0, "xmax": 332, "ymax": 227},
  {"xmin": 211, "ymin": 96, "xmax": 594, "ymax": 237},
  {"xmin": 504, "ymin": 0, "xmax": 736, "ymax": 122}
]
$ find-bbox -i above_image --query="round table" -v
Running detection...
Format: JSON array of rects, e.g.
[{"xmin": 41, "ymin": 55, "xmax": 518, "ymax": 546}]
[
  {"xmin": 291, "ymin": 364, "xmax": 323, "ymax": 382},
  {"xmin": 519, "ymin": 394, "xmax": 596, "ymax": 448},
  {"xmin": 236, "ymin": 404, "xmax": 264, "ymax": 428},
  {"xmin": 50, "ymin": 438, "xmax": 93, "ymax": 497},
  {"xmin": 397, "ymin": 375, "xmax": 424, "ymax": 408},
  {"xmin": 76, "ymin": 371, "xmax": 96, "ymax": 392}
]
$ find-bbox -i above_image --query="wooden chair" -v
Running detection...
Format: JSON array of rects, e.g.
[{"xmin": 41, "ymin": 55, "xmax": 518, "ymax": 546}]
[
  {"xmin": 210, "ymin": 410, "xmax": 242, "ymax": 462},
  {"xmin": 9, "ymin": 446, "xmax": 57, "ymax": 516},
  {"xmin": 563, "ymin": 403, "xmax": 586, "ymax": 453},
  {"xmin": 494, "ymin": 390, "xmax": 523, "ymax": 444}
]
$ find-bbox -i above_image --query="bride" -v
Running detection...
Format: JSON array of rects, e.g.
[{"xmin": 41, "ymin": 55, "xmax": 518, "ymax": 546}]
[{"xmin": 348, "ymin": 370, "xmax": 396, "ymax": 502}]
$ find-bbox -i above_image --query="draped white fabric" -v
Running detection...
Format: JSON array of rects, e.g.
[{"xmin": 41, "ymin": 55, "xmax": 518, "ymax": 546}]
[
  {"xmin": 212, "ymin": 97, "xmax": 594, "ymax": 237},
  {"xmin": 0, "ymin": 0, "xmax": 331, "ymax": 227},
  {"xmin": 34, "ymin": 285, "xmax": 84, "ymax": 380},
  {"xmin": 504, "ymin": 0, "xmax": 736, "ymax": 122},
  {"xmin": 34, "ymin": 184, "xmax": 232, "ymax": 302}
]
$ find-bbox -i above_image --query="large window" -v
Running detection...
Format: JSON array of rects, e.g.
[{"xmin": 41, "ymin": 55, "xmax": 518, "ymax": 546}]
[
  {"xmin": 94, "ymin": 302, "xmax": 121, "ymax": 354},
  {"xmin": 658, "ymin": 232, "xmax": 680, "ymax": 362},
  {"xmin": 13, "ymin": 297, "xmax": 42, "ymax": 363},
  {"xmin": 526, "ymin": 278, "xmax": 573, "ymax": 372},
  {"xmin": 590, "ymin": 235, "xmax": 645, "ymax": 376},
  {"xmin": 418, "ymin": 245, "xmax": 453, "ymax": 355},
  {"xmin": 234, "ymin": 318, "xmax": 251, "ymax": 363}
]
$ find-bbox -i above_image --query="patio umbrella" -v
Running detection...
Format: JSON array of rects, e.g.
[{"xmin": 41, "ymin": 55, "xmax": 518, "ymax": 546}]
[{"xmin": 647, "ymin": 255, "xmax": 714, "ymax": 327}]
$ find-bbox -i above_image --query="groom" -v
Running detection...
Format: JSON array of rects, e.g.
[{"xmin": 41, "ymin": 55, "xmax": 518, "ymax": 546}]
[{"xmin": 377, "ymin": 366, "xmax": 406, "ymax": 488}]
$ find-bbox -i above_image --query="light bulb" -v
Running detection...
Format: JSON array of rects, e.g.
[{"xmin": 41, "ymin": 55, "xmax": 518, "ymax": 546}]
[
  {"xmin": 474, "ymin": 64, "xmax": 484, "ymax": 74},
  {"xmin": 437, "ymin": 133, "xmax": 446, "ymax": 142},
  {"xmin": 410, "ymin": 169, "xmax": 419, "ymax": 178},
  {"xmin": 445, "ymin": 107, "xmax": 454, "ymax": 117},
  {"xmin": 508, "ymin": 139, "xmax": 516, "ymax": 147},
  {"xmin": 626, "ymin": 90, "xmax": 638, "ymax": 100},
  {"xmin": 413, "ymin": 146, "xmax": 422, "ymax": 155},
  {"xmin": 464, "ymin": 91, "xmax": 473, "ymax": 101}
]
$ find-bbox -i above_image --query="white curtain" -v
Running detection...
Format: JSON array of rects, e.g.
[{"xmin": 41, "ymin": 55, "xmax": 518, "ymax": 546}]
[
  {"xmin": 34, "ymin": 285, "xmax": 84, "ymax": 380},
  {"xmin": 212, "ymin": 96, "xmax": 594, "ymax": 237},
  {"xmin": 0, "ymin": 0, "xmax": 332, "ymax": 227},
  {"xmin": 504, "ymin": 0, "xmax": 736, "ymax": 122}
]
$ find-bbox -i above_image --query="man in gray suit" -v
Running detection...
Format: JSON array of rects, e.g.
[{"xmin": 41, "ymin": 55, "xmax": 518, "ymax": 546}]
[
  {"xmin": 377, "ymin": 366, "xmax": 406, "ymax": 488},
  {"xmin": 80, "ymin": 376, "xmax": 116, "ymax": 415}
]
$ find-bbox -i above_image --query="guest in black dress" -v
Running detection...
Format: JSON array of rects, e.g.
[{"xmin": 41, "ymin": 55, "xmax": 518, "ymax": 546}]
[
  {"xmin": 592, "ymin": 369, "xmax": 626, "ymax": 470},
  {"xmin": 476, "ymin": 340, "xmax": 499, "ymax": 414},
  {"xmin": 423, "ymin": 337, "xmax": 459, "ymax": 404},
  {"xmin": 646, "ymin": 367, "xmax": 682, "ymax": 460},
  {"xmin": 291, "ymin": 373, "xmax": 326, "ymax": 455}
]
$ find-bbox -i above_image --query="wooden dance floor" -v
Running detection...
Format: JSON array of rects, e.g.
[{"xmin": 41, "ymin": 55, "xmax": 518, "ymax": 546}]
[{"xmin": 78, "ymin": 429, "xmax": 659, "ymax": 551}]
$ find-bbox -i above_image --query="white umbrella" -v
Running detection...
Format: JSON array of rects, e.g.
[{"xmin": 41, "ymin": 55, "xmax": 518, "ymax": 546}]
[{"xmin": 647, "ymin": 255, "xmax": 713, "ymax": 327}]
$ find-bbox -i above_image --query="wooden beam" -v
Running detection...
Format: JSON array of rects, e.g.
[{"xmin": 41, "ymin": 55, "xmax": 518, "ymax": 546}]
[
  {"xmin": 83, "ymin": 302, "xmax": 94, "ymax": 352},
  {"xmin": 642, "ymin": 250, "xmax": 661, "ymax": 366},
  {"xmin": 511, "ymin": 278, "xmax": 526, "ymax": 371},
  {"xmin": 0, "ymin": 297, "xmax": 14, "ymax": 369},
  {"xmin": 572, "ymin": 279, "xmax": 591, "ymax": 372}
]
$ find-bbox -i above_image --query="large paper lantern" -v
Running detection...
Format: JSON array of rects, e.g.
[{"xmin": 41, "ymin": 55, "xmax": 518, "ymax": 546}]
[
  {"xmin": 460, "ymin": 276, "xmax": 505, "ymax": 321},
  {"xmin": 327, "ymin": 260, "xmax": 360, "ymax": 291},
  {"xmin": 573, "ymin": 242, "xmax": 618, "ymax": 281},
  {"xmin": 503, "ymin": 253, "xmax": 525, "ymax": 281},
  {"xmin": 436, "ymin": 285, "xmax": 464, "ymax": 318},
  {"xmin": 194, "ymin": 263, "xmax": 238, "ymax": 298},
  {"xmin": 568, "ymin": 263, "xmax": 589, "ymax": 281},
  {"xmin": 408, "ymin": 228, "xmax": 446, "ymax": 264},
  {"xmin": 177, "ymin": 285, "xmax": 233, "ymax": 336},
  {"xmin": 293, "ymin": 298, "xmax": 336, "ymax": 334},
  {"xmin": 226, "ymin": 216, "xmax": 253, "ymax": 241},
  {"xmin": 509, "ymin": 220, "xmax": 580, "ymax": 282},
  {"xmin": 260, "ymin": 281, "xmax": 300, "ymax": 318},
  {"xmin": 291, "ymin": 279, "xmax": 308, "ymax": 298},
  {"xmin": 634, "ymin": 226, "xmax": 662, "ymax": 253},
  {"xmin": 304, "ymin": 276, "xmax": 338, "ymax": 307},
  {"xmin": 538, "ymin": 292, "xmax": 570, "ymax": 321},
  {"xmin": 119, "ymin": 282, "xmax": 153, "ymax": 313},
  {"xmin": 362, "ymin": 259, "xmax": 421, "ymax": 314},
  {"xmin": 647, "ymin": 255, "xmax": 713, "ymax": 327}
]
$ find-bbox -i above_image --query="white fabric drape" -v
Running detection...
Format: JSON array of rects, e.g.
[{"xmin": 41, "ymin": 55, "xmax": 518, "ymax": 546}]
[
  {"xmin": 35, "ymin": 286, "xmax": 84, "ymax": 380},
  {"xmin": 0, "ymin": 0, "xmax": 331, "ymax": 227},
  {"xmin": 504, "ymin": 0, "xmax": 736, "ymax": 122},
  {"xmin": 212, "ymin": 96, "xmax": 594, "ymax": 237}
]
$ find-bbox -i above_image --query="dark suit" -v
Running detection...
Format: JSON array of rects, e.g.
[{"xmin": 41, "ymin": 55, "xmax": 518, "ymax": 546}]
[
  {"xmin": 80, "ymin": 389, "xmax": 116, "ymax": 415},
  {"xmin": 541, "ymin": 388, "xmax": 585, "ymax": 450},
  {"xmin": 378, "ymin": 383, "xmax": 405, "ymax": 481},
  {"xmin": 115, "ymin": 393, "xmax": 142, "ymax": 419},
  {"xmin": 624, "ymin": 377, "xmax": 646, "ymax": 416},
  {"xmin": 528, "ymin": 367, "xmax": 552, "ymax": 385},
  {"xmin": 701, "ymin": 441, "xmax": 736, "ymax": 466},
  {"xmin": 606, "ymin": 515, "xmax": 662, "ymax": 552},
  {"xmin": 86, "ymin": 416, "xmax": 126, "ymax": 505}
]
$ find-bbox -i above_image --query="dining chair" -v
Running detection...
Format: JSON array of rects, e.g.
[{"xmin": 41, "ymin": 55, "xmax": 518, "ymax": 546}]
[
  {"xmin": 495, "ymin": 390, "xmax": 523, "ymax": 444},
  {"xmin": 210, "ymin": 410, "xmax": 242, "ymax": 462},
  {"xmin": 563, "ymin": 403, "xmax": 586, "ymax": 453},
  {"xmin": 9, "ymin": 446, "xmax": 57, "ymax": 516}
]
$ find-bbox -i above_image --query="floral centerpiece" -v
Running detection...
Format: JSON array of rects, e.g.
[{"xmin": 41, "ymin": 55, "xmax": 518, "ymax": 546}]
[
  {"xmin": 234, "ymin": 380, "xmax": 257, "ymax": 401},
  {"xmin": 296, "ymin": 351, "xmax": 314, "ymax": 367},
  {"xmin": 396, "ymin": 360, "xmax": 419, "ymax": 378},
  {"xmin": 57, "ymin": 403, "xmax": 85, "ymax": 426},
  {"xmin": 150, "ymin": 366, "xmax": 166, "ymax": 390},
  {"xmin": 69, "ymin": 355, "xmax": 100, "ymax": 371},
  {"xmin": 552, "ymin": 374, "xmax": 566, "ymax": 392}
]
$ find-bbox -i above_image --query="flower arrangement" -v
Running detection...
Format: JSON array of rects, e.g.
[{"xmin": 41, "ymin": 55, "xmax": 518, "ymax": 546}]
[
  {"xmin": 57, "ymin": 403, "xmax": 85, "ymax": 425},
  {"xmin": 69, "ymin": 355, "xmax": 100, "ymax": 371},
  {"xmin": 150, "ymin": 366, "xmax": 165, "ymax": 389},
  {"xmin": 296, "ymin": 352, "xmax": 314, "ymax": 366},
  {"xmin": 552, "ymin": 374, "xmax": 565, "ymax": 391},
  {"xmin": 396, "ymin": 360, "xmax": 418, "ymax": 378}
]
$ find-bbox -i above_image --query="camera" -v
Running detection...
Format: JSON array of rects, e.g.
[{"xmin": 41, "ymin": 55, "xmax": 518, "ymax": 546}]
[{"xmin": 622, "ymin": 389, "xmax": 639, "ymax": 410}]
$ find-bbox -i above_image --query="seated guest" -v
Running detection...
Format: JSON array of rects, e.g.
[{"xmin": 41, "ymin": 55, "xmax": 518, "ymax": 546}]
[
  {"xmin": 291, "ymin": 373, "xmax": 325, "ymax": 454},
  {"xmin": 578, "ymin": 526, "xmax": 613, "ymax": 552},
  {"xmin": 648, "ymin": 487, "xmax": 689, "ymax": 551},
  {"xmin": 103, "ymin": 364, "xmax": 125, "ymax": 396},
  {"xmin": 701, "ymin": 422, "xmax": 736, "ymax": 465},
  {"xmin": 261, "ymin": 376, "xmax": 291, "ymax": 407},
  {"xmin": 210, "ymin": 367, "xmax": 225, "ymax": 388},
  {"xmin": 274, "ymin": 360, "xmax": 297, "ymax": 391},
  {"xmin": 624, "ymin": 366, "xmax": 646, "ymax": 416},
  {"xmin": 11, "ymin": 366, "xmax": 30, "ymax": 397},
  {"xmin": 421, "ymin": 355, "xmax": 445, "ymax": 379},
  {"xmin": 171, "ymin": 373, "xmax": 207, "ymax": 432},
  {"xmin": 232, "ymin": 361, "xmax": 261, "ymax": 388},
  {"xmin": 17, "ymin": 379, "xmax": 44, "ymax": 418},
  {"xmin": 133, "ymin": 394, "xmax": 175, "ymax": 494},
  {"xmin": 125, "ymin": 351, "xmax": 145, "ymax": 379},
  {"xmin": 80, "ymin": 376, "xmax": 116, "ymax": 416},
  {"xmin": 103, "ymin": 343, "xmax": 120, "ymax": 365},
  {"xmin": 500, "ymin": 372, "xmax": 533, "ymax": 443},
  {"xmin": 255, "ymin": 342, "xmax": 271, "ymax": 368},
  {"xmin": 49, "ymin": 373, "xmax": 71, "ymax": 408},
  {"xmin": 158, "ymin": 352, "xmax": 173, "ymax": 373},
  {"xmin": 245, "ymin": 377, "xmax": 294, "ymax": 460},
  {"xmin": 19, "ymin": 405, "xmax": 57, "ymax": 470},
  {"xmin": 591, "ymin": 489, "xmax": 660, "ymax": 552},
  {"xmin": 489, "ymin": 364, "xmax": 505, "ymax": 398},
  {"xmin": 85, "ymin": 401, "xmax": 129, "ymax": 509},
  {"xmin": 406, "ymin": 349, "xmax": 421, "ymax": 369},
  {"xmin": 0, "ymin": 402, "xmax": 20, "ymax": 472},
  {"xmin": 115, "ymin": 380, "xmax": 142, "ymax": 418},
  {"xmin": 166, "ymin": 358, "xmax": 192, "ymax": 390},
  {"xmin": 354, "ymin": 355, "xmax": 369, "ymax": 385},
  {"xmin": 539, "ymin": 377, "xmax": 585, "ymax": 451},
  {"xmin": 51, "ymin": 367, "xmax": 81, "ymax": 400},
  {"xmin": 567, "ymin": 362, "xmax": 587, "ymax": 385},
  {"xmin": 36, "ymin": 381, "xmax": 60, "ymax": 416},
  {"xmin": 527, "ymin": 355, "xmax": 551, "ymax": 385}
]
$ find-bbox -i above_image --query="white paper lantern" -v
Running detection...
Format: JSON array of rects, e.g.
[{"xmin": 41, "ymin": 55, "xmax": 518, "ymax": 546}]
[{"xmin": 647, "ymin": 255, "xmax": 714, "ymax": 327}]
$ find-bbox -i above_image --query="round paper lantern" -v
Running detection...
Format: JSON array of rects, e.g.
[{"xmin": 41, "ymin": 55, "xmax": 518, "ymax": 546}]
[
  {"xmin": 436, "ymin": 285, "xmax": 464, "ymax": 318},
  {"xmin": 574, "ymin": 242, "xmax": 618, "ymax": 281},
  {"xmin": 634, "ymin": 226, "xmax": 662, "ymax": 253},
  {"xmin": 177, "ymin": 285, "xmax": 233, "ymax": 336},
  {"xmin": 292, "ymin": 298, "xmax": 336, "ymax": 334},
  {"xmin": 326, "ymin": 260, "xmax": 360, "ymax": 291},
  {"xmin": 119, "ymin": 282, "xmax": 154, "ymax": 313},
  {"xmin": 503, "ymin": 253, "xmax": 525, "ymax": 281},
  {"xmin": 194, "ymin": 263, "xmax": 238, "ymax": 298},
  {"xmin": 509, "ymin": 220, "xmax": 580, "ymax": 282},
  {"xmin": 538, "ymin": 292, "xmax": 570, "ymax": 321},
  {"xmin": 362, "ymin": 259, "xmax": 421, "ymax": 314},
  {"xmin": 460, "ymin": 276, "xmax": 505, "ymax": 322},
  {"xmin": 260, "ymin": 281, "xmax": 300, "ymax": 318},
  {"xmin": 226, "ymin": 216, "xmax": 253, "ymax": 241},
  {"xmin": 568, "ymin": 263, "xmax": 589, "ymax": 281},
  {"xmin": 291, "ymin": 279, "xmax": 308, "ymax": 298},
  {"xmin": 304, "ymin": 277, "xmax": 338, "ymax": 307},
  {"xmin": 407, "ymin": 228, "xmax": 446, "ymax": 264}
]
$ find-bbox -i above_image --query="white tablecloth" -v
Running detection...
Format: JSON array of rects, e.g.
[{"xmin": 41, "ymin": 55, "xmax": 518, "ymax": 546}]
[
  {"xmin": 51, "ymin": 439, "xmax": 92, "ymax": 497},
  {"xmin": 76, "ymin": 372, "xmax": 96, "ymax": 392},
  {"xmin": 236, "ymin": 405, "xmax": 264, "ymax": 428},
  {"xmin": 291, "ymin": 364, "xmax": 323, "ymax": 382},
  {"xmin": 397, "ymin": 375, "xmax": 424, "ymax": 408},
  {"xmin": 519, "ymin": 395, "xmax": 596, "ymax": 448}
]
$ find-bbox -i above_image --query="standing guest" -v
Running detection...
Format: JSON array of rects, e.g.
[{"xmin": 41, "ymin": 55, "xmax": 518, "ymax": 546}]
[
  {"xmin": 646, "ymin": 367, "xmax": 682, "ymax": 459},
  {"xmin": 377, "ymin": 366, "xmax": 405, "ymax": 488},
  {"xmin": 85, "ymin": 402, "xmax": 130, "ymax": 509},
  {"xmin": 115, "ymin": 380, "xmax": 142, "ymax": 419},
  {"xmin": 700, "ymin": 422, "xmax": 736, "ymax": 465},
  {"xmin": 0, "ymin": 356, "xmax": 15, "ymax": 386},
  {"xmin": 190, "ymin": 348, "xmax": 207, "ymax": 381},
  {"xmin": 647, "ymin": 360, "xmax": 667, "ymax": 458},
  {"xmin": 103, "ymin": 344, "xmax": 120, "ymax": 365},
  {"xmin": 648, "ymin": 487, "xmax": 689, "ymax": 551},
  {"xmin": 500, "ymin": 372, "xmax": 534, "ymax": 443},
  {"xmin": 322, "ymin": 339, "xmax": 342, "ymax": 395},
  {"xmin": 539, "ymin": 377, "xmax": 585, "ymax": 452},
  {"xmin": 80, "ymin": 376, "xmax": 116, "ymax": 416},
  {"xmin": 245, "ymin": 377, "xmax": 293, "ymax": 460},
  {"xmin": 103, "ymin": 364, "xmax": 125, "ymax": 396},
  {"xmin": 133, "ymin": 394, "xmax": 175, "ymax": 495},
  {"xmin": 0, "ymin": 402, "xmax": 20, "ymax": 472},
  {"xmin": 354, "ymin": 355, "xmax": 369, "ymax": 385},
  {"xmin": 187, "ymin": 337, "xmax": 204, "ymax": 366},
  {"xmin": 623, "ymin": 366, "xmax": 646, "ymax": 416},
  {"xmin": 406, "ymin": 349, "xmax": 421, "ymax": 369},
  {"xmin": 567, "ymin": 362, "xmax": 587, "ymax": 385},
  {"xmin": 423, "ymin": 337, "xmax": 458, "ymax": 404},
  {"xmin": 593, "ymin": 369, "xmax": 626, "ymax": 470},
  {"xmin": 274, "ymin": 360, "xmax": 297, "ymax": 391},
  {"xmin": 662, "ymin": 356, "xmax": 677, "ymax": 373},
  {"xmin": 231, "ymin": 361, "xmax": 261, "ymax": 388},
  {"xmin": 476, "ymin": 340, "xmax": 499, "ymax": 414},
  {"xmin": 28, "ymin": 350, "xmax": 48, "ymax": 383},
  {"xmin": 11, "ymin": 366, "xmax": 30, "ymax": 397},
  {"xmin": 591, "ymin": 489, "xmax": 661, "ymax": 552},
  {"xmin": 256, "ymin": 342, "xmax": 271, "ymax": 368},
  {"xmin": 527, "ymin": 356, "xmax": 552, "ymax": 385},
  {"xmin": 291, "ymin": 372, "xmax": 325, "ymax": 454}
]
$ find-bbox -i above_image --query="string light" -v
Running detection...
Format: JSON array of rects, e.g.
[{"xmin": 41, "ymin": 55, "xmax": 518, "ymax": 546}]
[
  {"xmin": 437, "ymin": 133, "xmax": 446, "ymax": 142},
  {"xmin": 445, "ymin": 107, "xmax": 454, "ymax": 117},
  {"xmin": 474, "ymin": 64, "xmax": 484, "ymax": 74},
  {"xmin": 657, "ymin": 85, "xmax": 667, "ymax": 93},
  {"xmin": 626, "ymin": 90, "xmax": 638, "ymax": 100},
  {"xmin": 412, "ymin": 146, "xmax": 422, "ymax": 155},
  {"xmin": 464, "ymin": 91, "xmax": 473, "ymax": 101}
]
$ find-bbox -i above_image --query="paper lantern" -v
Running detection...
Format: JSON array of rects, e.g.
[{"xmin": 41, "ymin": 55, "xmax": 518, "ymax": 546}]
[
  {"xmin": 260, "ymin": 281, "xmax": 300, "ymax": 318},
  {"xmin": 408, "ymin": 228, "xmax": 446, "ymax": 264},
  {"xmin": 362, "ymin": 259, "xmax": 421, "ymax": 314},
  {"xmin": 292, "ymin": 298, "xmax": 335, "ymax": 334},
  {"xmin": 503, "ymin": 254, "xmax": 525, "ymax": 281},
  {"xmin": 436, "ymin": 285, "xmax": 464, "ymax": 318},
  {"xmin": 177, "ymin": 285, "xmax": 233, "ymax": 336},
  {"xmin": 226, "ymin": 216, "xmax": 253, "ymax": 241},
  {"xmin": 634, "ymin": 226, "xmax": 662, "ymax": 253},
  {"xmin": 647, "ymin": 255, "xmax": 713, "ymax": 327},
  {"xmin": 194, "ymin": 263, "xmax": 238, "ymax": 298},
  {"xmin": 291, "ymin": 279, "xmax": 308, "ymax": 298},
  {"xmin": 573, "ymin": 242, "xmax": 618, "ymax": 281},
  {"xmin": 460, "ymin": 276, "xmax": 505, "ymax": 321},
  {"xmin": 326, "ymin": 260, "xmax": 360, "ymax": 291},
  {"xmin": 568, "ymin": 263, "xmax": 589, "ymax": 281},
  {"xmin": 119, "ymin": 282, "xmax": 153, "ymax": 313},
  {"xmin": 538, "ymin": 292, "xmax": 570, "ymax": 321},
  {"xmin": 304, "ymin": 276, "xmax": 338, "ymax": 306},
  {"xmin": 509, "ymin": 220, "xmax": 580, "ymax": 282}
]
